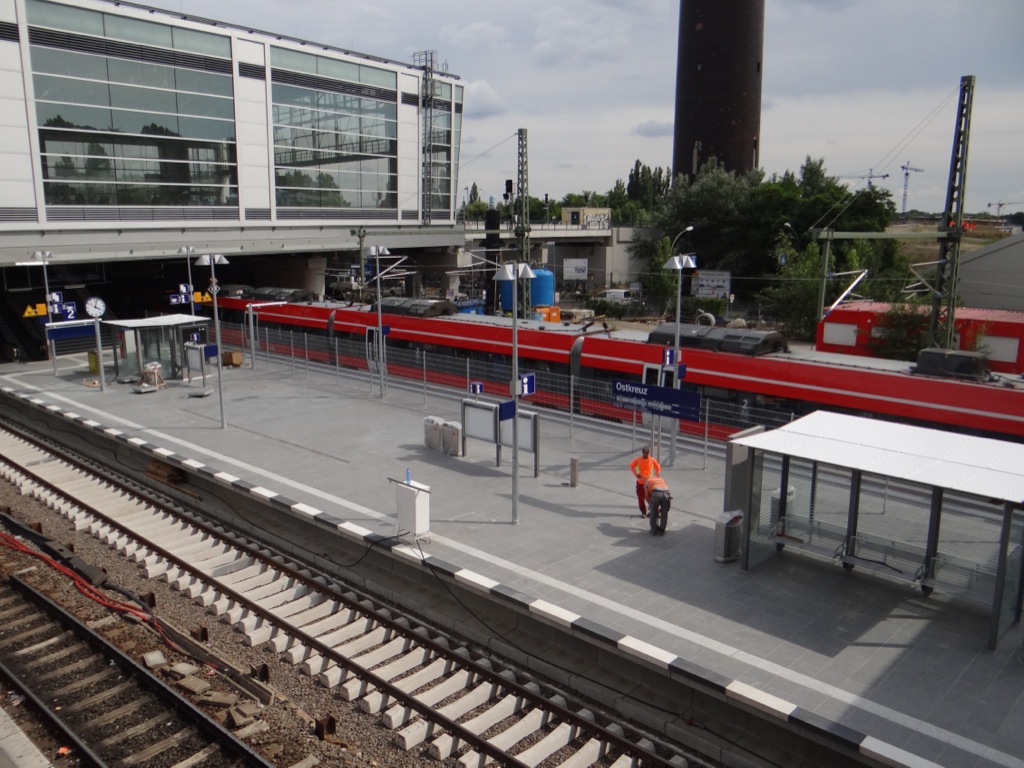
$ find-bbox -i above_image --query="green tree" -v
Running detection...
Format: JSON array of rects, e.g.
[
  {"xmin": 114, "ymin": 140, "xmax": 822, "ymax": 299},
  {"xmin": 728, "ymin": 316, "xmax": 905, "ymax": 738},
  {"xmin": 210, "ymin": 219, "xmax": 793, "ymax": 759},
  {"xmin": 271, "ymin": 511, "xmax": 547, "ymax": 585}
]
[
  {"xmin": 655, "ymin": 158, "xmax": 765, "ymax": 279},
  {"xmin": 626, "ymin": 160, "xmax": 671, "ymax": 214},
  {"xmin": 755, "ymin": 242, "xmax": 824, "ymax": 339},
  {"xmin": 863, "ymin": 300, "xmax": 930, "ymax": 360}
]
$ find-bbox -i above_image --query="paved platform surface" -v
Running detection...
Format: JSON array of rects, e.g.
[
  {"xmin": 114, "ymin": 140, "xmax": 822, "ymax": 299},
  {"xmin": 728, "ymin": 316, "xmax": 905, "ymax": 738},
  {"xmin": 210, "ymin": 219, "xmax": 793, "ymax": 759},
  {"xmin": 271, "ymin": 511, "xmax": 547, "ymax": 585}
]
[
  {"xmin": 2, "ymin": 356, "xmax": 1023, "ymax": 768},
  {"xmin": 0, "ymin": 705, "xmax": 51, "ymax": 768}
]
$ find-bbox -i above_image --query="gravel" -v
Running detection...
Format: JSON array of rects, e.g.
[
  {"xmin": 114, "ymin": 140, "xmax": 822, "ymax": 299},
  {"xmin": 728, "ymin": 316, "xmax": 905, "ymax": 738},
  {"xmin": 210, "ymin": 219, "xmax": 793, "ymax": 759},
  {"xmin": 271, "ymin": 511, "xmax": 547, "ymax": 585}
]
[{"xmin": 0, "ymin": 476, "xmax": 461, "ymax": 768}]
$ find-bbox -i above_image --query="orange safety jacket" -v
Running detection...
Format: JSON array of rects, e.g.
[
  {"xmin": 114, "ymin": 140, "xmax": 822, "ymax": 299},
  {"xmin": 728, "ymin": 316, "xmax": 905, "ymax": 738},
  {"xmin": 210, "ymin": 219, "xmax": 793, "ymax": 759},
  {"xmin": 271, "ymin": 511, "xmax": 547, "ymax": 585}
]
[
  {"xmin": 630, "ymin": 455, "xmax": 660, "ymax": 485},
  {"xmin": 644, "ymin": 476, "xmax": 669, "ymax": 499}
]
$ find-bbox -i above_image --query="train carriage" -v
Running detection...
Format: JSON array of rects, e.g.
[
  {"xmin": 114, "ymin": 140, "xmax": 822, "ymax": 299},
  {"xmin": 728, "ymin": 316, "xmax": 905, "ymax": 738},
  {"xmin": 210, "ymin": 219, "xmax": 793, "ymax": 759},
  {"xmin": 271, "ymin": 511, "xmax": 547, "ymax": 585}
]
[{"xmin": 209, "ymin": 295, "xmax": 1024, "ymax": 442}]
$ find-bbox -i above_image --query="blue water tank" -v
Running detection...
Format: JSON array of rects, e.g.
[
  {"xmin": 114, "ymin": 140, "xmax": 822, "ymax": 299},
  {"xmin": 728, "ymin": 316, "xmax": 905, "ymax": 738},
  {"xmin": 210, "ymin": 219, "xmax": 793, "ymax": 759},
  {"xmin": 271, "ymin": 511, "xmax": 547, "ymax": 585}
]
[
  {"xmin": 532, "ymin": 268, "xmax": 555, "ymax": 308},
  {"xmin": 499, "ymin": 279, "xmax": 515, "ymax": 312},
  {"xmin": 499, "ymin": 268, "xmax": 556, "ymax": 312}
]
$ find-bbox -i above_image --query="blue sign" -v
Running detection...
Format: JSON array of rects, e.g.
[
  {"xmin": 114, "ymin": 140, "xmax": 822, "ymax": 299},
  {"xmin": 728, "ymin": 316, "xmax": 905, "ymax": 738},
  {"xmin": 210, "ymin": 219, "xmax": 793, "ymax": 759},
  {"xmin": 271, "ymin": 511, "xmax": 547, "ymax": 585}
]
[
  {"xmin": 61, "ymin": 302, "xmax": 77, "ymax": 321},
  {"xmin": 498, "ymin": 399, "xmax": 516, "ymax": 421},
  {"xmin": 612, "ymin": 380, "xmax": 701, "ymax": 421},
  {"xmin": 663, "ymin": 348, "xmax": 675, "ymax": 367},
  {"xmin": 519, "ymin": 372, "xmax": 536, "ymax": 396},
  {"xmin": 469, "ymin": 381, "xmax": 483, "ymax": 395},
  {"xmin": 47, "ymin": 323, "xmax": 92, "ymax": 341},
  {"xmin": 381, "ymin": 324, "xmax": 391, "ymax": 336}
]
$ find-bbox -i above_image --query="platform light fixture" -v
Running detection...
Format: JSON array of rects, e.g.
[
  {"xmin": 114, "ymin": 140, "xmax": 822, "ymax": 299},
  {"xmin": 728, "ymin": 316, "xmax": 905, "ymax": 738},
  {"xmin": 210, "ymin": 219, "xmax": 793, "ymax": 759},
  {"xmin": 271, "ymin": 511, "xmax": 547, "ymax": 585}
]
[
  {"xmin": 178, "ymin": 245, "xmax": 196, "ymax": 315},
  {"xmin": 664, "ymin": 228, "xmax": 696, "ymax": 466},
  {"xmin": 195, "ymin": 253, "xmax": 229, "ymax": 429},
  {"xmin": 27, "ymin": 250, "xmax": 58, "ymax": 375},
  {"xmin": 368, "ymin": 245, "xmax": 400, "ymax": 399},
  {"xmin": 488, "ymin": 256, "xmax": 535, "ymax": 525}
]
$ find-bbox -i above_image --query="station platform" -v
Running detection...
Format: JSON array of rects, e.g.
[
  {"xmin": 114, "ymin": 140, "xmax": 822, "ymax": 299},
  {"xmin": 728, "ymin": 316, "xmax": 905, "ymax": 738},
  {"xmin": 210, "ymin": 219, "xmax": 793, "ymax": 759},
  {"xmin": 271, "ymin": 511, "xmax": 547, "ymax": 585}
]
[{"xmin": 2, "ymin": 355, "xmax": 1023, "ymax": 768}]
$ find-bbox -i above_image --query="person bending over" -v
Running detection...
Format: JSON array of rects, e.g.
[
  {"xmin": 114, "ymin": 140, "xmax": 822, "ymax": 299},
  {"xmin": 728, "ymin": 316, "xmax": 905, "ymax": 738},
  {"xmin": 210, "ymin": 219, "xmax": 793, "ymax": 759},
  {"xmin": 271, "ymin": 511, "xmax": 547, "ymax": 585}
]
[{"xmin": 645, "ymin": 475, "xmax": 671, "ymax": 535}]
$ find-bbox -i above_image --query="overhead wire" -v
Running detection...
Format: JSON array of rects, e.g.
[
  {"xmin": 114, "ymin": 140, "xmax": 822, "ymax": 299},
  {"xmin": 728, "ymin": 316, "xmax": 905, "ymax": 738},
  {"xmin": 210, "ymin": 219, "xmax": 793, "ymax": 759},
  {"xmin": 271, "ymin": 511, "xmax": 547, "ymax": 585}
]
[{"xmin": 811, "ymin": 82, "xmax": 961, "ymax": 232}]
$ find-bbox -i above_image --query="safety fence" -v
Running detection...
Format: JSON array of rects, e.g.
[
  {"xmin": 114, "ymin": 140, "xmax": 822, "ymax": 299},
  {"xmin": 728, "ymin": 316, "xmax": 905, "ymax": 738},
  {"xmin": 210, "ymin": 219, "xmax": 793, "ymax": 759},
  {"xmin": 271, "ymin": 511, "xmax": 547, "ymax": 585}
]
[{"xmin": 222, "ymin": 321, "xmax": 797, "ymax": 463}]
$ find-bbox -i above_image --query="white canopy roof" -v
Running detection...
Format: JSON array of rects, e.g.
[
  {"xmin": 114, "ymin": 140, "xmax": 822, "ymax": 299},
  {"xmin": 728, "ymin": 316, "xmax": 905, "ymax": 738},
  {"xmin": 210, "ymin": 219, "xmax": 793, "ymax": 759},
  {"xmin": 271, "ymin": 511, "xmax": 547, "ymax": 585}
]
[
  {"xmin": 732, "ymin": 411, "xmax": 1024, "ymax": 504},
  {"xmin": 104, "ymin": 314, "xmax": 208, "ymax": 329}
]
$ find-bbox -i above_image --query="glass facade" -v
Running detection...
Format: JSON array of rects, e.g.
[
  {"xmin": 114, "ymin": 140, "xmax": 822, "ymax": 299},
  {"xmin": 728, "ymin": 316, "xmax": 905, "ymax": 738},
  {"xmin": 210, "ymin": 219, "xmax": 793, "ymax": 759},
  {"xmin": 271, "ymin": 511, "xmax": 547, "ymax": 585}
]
[
  {"xmin": 424, "ymin": 80, "xmax": 458, "ymax": 214},
  {"xmin": 270, "ymin": 48, "xmax": 399, "ymax": 212},
  {"xmin": 27, "ymin": 0, "xmax": 237, "ymax": 208},
  {"xmin": 19, "ymin": 0, "xmax": 462, "ymax": 222}
]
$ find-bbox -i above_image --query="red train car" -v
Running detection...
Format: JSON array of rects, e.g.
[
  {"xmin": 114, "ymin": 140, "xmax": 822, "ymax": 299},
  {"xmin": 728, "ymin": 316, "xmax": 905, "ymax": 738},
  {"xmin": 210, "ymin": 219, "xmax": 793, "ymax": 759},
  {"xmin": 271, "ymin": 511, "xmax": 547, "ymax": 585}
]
[
  {"xmin": 212, "ymin": 296, "xmax": 1024, "ymax": 442},
  {"xmin": 817, "ymin": 300, "xmax": 1024, "ymax": 375}
]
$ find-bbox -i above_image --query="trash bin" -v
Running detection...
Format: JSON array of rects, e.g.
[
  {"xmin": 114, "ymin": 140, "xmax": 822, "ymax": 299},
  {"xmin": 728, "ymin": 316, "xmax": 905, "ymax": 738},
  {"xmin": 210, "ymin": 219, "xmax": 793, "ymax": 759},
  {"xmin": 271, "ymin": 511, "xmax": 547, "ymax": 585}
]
[
  {"xmin": 441, "ymin": 420, "xmax": 463, "ymax": 456},
  {"xmin": 715, "ymin": 511, "xmax": 744, "ymax": 563},
  {"xmin": 423, "ymin": 416, "xmax": 443, "ymax": 450},
  {"xmin": 770, "ymin": 485, "xmax": 797, "ymax": 530}
]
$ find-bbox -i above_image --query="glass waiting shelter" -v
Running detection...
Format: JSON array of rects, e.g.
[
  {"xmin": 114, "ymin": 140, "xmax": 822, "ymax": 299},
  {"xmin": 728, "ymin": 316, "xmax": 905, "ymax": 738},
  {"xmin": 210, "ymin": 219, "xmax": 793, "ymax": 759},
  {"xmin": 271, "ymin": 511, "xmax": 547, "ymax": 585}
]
[
  {"xmin": 727, "ymin": 411, "xmax": 1024, "ymax": 650},
  {"xmin": 106, "ymin": 315, "xmax": 210, "ymax": 383}
]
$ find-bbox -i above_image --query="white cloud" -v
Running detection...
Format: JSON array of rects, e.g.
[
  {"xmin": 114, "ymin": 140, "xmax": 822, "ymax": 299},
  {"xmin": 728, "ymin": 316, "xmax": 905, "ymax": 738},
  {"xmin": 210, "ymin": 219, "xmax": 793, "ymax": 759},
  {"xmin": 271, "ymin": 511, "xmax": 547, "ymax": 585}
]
[{"xmin": 145, "ymin": 0, "xmax": 1024, "ymax": 215}]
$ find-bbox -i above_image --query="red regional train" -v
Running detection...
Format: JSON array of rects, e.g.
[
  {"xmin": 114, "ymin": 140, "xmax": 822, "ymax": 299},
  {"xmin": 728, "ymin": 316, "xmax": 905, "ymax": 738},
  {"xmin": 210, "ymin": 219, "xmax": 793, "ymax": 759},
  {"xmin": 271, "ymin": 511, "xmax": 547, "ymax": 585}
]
[{"xmin": 209, "ymin": 295, "xmax": 1024, "ymax": 443}]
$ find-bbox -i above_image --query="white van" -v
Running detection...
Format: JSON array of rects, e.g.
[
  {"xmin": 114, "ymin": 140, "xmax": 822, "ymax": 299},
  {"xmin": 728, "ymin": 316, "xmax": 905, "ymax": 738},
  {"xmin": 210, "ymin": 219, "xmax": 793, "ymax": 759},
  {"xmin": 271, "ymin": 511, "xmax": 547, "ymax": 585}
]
[{"xmin": 597, "ymin": 289, "xmax": 633, "ymax": 305}]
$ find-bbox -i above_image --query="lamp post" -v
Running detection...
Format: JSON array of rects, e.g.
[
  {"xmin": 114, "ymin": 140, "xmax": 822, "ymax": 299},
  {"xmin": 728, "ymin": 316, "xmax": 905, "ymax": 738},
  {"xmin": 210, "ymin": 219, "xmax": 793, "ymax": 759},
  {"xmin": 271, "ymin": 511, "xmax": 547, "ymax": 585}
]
[
  {"xmin": 369, "ymin": 244, "xmax": 391, "ymax": 399},
  {"xmin": 473, "ymin": 251, "xmax": 533, "ymax": 524},
  {"xmin": 178, "ymin": 246, "xmax": 196, "ymax": 315},
  {"xmin": 350, "ymin": 227, "xmax": 367, "ymax": 302},
  {"xmin": 31, "ymin": 250, "xmax": 57, "ymax": 374},
  {"xmin": 664, "ymin": 239, "xmax": 697, "ymax": 466},
  {"xmin": 195, "ymin": 253, "xmax": 228, "ymax": 429}
]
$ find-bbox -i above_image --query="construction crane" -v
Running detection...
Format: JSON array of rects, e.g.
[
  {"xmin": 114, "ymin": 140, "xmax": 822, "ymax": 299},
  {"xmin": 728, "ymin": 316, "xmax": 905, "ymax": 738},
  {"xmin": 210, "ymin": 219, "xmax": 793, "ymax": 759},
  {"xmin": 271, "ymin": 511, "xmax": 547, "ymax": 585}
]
[
  {"xmin": 987, "ymin": 201, "xmax": 1023, "ymax": 217},
  {"xmin": 899, "ymin": 161, "xmax": 924, "ymax": 214},
  {"xmin": 837, "ymin": 169, "xmax": 890, "ymax": 189}
]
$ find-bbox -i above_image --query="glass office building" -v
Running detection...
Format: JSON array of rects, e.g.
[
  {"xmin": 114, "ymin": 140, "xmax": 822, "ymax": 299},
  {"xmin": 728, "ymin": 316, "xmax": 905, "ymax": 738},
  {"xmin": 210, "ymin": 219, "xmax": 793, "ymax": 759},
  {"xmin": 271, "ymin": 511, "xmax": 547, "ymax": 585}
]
[{"xmin": 1, "ymin": 0, "xmax": 462, "ymax": 228}]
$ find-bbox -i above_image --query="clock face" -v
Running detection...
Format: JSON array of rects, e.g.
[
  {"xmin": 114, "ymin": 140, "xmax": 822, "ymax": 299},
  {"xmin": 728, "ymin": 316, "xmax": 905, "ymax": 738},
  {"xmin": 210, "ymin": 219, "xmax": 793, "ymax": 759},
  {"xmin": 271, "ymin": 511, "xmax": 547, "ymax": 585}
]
[{"xmin": 85, "ymin": 297, "xmax": 106, "ymax": 318}]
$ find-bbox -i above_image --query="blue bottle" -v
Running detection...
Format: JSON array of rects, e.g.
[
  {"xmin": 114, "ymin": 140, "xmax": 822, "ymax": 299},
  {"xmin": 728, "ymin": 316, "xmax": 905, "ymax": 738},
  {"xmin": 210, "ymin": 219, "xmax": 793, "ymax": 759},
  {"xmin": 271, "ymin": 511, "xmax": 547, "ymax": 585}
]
[{"xmin": 406, "ymin": 468, "xmax": 412, "ymax": 484}]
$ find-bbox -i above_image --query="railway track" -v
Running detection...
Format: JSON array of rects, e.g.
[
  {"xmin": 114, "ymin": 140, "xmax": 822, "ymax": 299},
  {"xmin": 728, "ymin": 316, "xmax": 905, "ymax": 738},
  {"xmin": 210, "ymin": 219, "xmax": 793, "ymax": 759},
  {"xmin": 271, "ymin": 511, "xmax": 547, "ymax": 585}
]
[
  {"xmin": 0, "ymin": 423, "xmax": 707, "ymax": 767},
  {"xmin": 0, "ymin": 574, "xmax": 274, "ymax": 768}
]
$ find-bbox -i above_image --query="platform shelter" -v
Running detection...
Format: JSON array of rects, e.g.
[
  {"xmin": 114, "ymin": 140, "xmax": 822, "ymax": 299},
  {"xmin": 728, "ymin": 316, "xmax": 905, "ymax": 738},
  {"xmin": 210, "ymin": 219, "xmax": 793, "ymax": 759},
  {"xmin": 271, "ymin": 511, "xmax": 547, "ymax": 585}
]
[
  {"xmin": 728, "ymin": 411, "xmax": 1024, "ymax": 649},
  {"xmin": 105, "ymin": 315, "xmax": 210, "ymax": 383}
]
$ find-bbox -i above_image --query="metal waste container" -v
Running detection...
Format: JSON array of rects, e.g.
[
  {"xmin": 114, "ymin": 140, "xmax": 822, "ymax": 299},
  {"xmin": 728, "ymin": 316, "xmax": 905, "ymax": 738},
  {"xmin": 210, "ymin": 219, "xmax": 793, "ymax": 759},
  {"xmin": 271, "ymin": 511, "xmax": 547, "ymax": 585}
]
[
  {"xmin": 715, "ymin": 511, "xmax": 744, "ymax": 563},
  {"xmin": 423, "ymin": 416, "xmax": 443, "ymax": 450},
  {"xmin": 441, "ymin": 420, "xmax": 463, "ymax": 456}
]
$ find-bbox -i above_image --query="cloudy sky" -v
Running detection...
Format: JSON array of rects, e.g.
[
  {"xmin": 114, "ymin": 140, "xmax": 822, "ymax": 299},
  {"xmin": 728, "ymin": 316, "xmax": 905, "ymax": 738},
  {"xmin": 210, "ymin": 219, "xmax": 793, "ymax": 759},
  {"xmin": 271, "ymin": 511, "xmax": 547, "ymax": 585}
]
[{"xmin": 144, "ymin": 0, "xmax": 1023, "ymax": 216}]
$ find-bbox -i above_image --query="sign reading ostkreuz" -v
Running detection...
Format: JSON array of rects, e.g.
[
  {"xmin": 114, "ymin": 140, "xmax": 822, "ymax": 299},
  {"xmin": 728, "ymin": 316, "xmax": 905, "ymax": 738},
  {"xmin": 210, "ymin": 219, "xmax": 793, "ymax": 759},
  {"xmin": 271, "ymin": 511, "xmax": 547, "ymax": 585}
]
[{"xmin": 612, "ymin": 380, "xmax": 701, "ymax": 421}]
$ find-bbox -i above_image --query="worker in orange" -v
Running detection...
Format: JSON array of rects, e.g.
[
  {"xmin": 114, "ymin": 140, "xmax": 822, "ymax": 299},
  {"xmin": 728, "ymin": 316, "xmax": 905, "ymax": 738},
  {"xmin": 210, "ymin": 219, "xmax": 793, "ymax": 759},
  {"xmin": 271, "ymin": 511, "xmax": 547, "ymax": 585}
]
[
  {"xmin": 644, "ymin": 475, "xmax": 672, "ymax": 535},
  {"xmin": 629, "ymin": 447, "xmax": 661, "ymax": 517}
]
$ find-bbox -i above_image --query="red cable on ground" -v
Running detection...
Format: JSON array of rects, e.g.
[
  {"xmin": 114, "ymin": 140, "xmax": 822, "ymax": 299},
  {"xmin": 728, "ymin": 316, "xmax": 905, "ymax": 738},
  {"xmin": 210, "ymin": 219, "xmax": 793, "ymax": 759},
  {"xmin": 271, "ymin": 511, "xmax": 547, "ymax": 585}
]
[{"xmin": 0, "ymin": 530, "xmax": 179, "ymax": 647}]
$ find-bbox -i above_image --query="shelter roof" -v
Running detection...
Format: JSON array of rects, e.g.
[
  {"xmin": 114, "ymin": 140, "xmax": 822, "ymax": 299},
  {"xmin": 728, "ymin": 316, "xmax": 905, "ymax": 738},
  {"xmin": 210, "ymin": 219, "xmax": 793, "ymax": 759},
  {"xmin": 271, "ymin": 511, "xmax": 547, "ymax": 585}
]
[{"xmin": 732, "ymin": 411, "xmax": 1024, "ymax": 504}]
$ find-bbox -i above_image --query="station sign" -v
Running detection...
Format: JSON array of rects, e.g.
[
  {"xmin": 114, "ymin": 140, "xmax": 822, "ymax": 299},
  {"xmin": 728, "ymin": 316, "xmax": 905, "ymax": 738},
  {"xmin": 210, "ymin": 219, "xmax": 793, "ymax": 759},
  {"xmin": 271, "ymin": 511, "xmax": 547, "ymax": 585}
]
[{"xmin": 612, "ymin": 380, "xmax": 701, "ymax": 421}]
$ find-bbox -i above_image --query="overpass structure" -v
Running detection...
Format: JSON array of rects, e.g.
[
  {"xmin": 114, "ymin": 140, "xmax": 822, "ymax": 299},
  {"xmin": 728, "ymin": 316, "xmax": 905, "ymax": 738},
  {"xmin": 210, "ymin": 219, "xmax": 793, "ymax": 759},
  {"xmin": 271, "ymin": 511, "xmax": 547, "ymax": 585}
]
[{"xmin": 463, "ymin": 219, "xmax": 640, "ymax": 289}]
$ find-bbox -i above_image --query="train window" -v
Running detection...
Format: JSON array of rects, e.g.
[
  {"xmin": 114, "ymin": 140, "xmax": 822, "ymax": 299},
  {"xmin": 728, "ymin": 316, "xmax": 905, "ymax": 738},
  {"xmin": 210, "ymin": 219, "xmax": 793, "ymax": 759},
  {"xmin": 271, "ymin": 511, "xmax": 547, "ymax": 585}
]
[
  {"xmin": 642, "ymin": 363, "xmax": 662, "ymax": 386},
  {"xmin": 643, "ymin": 362, "xmax": 676, "ymax": 388}
]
